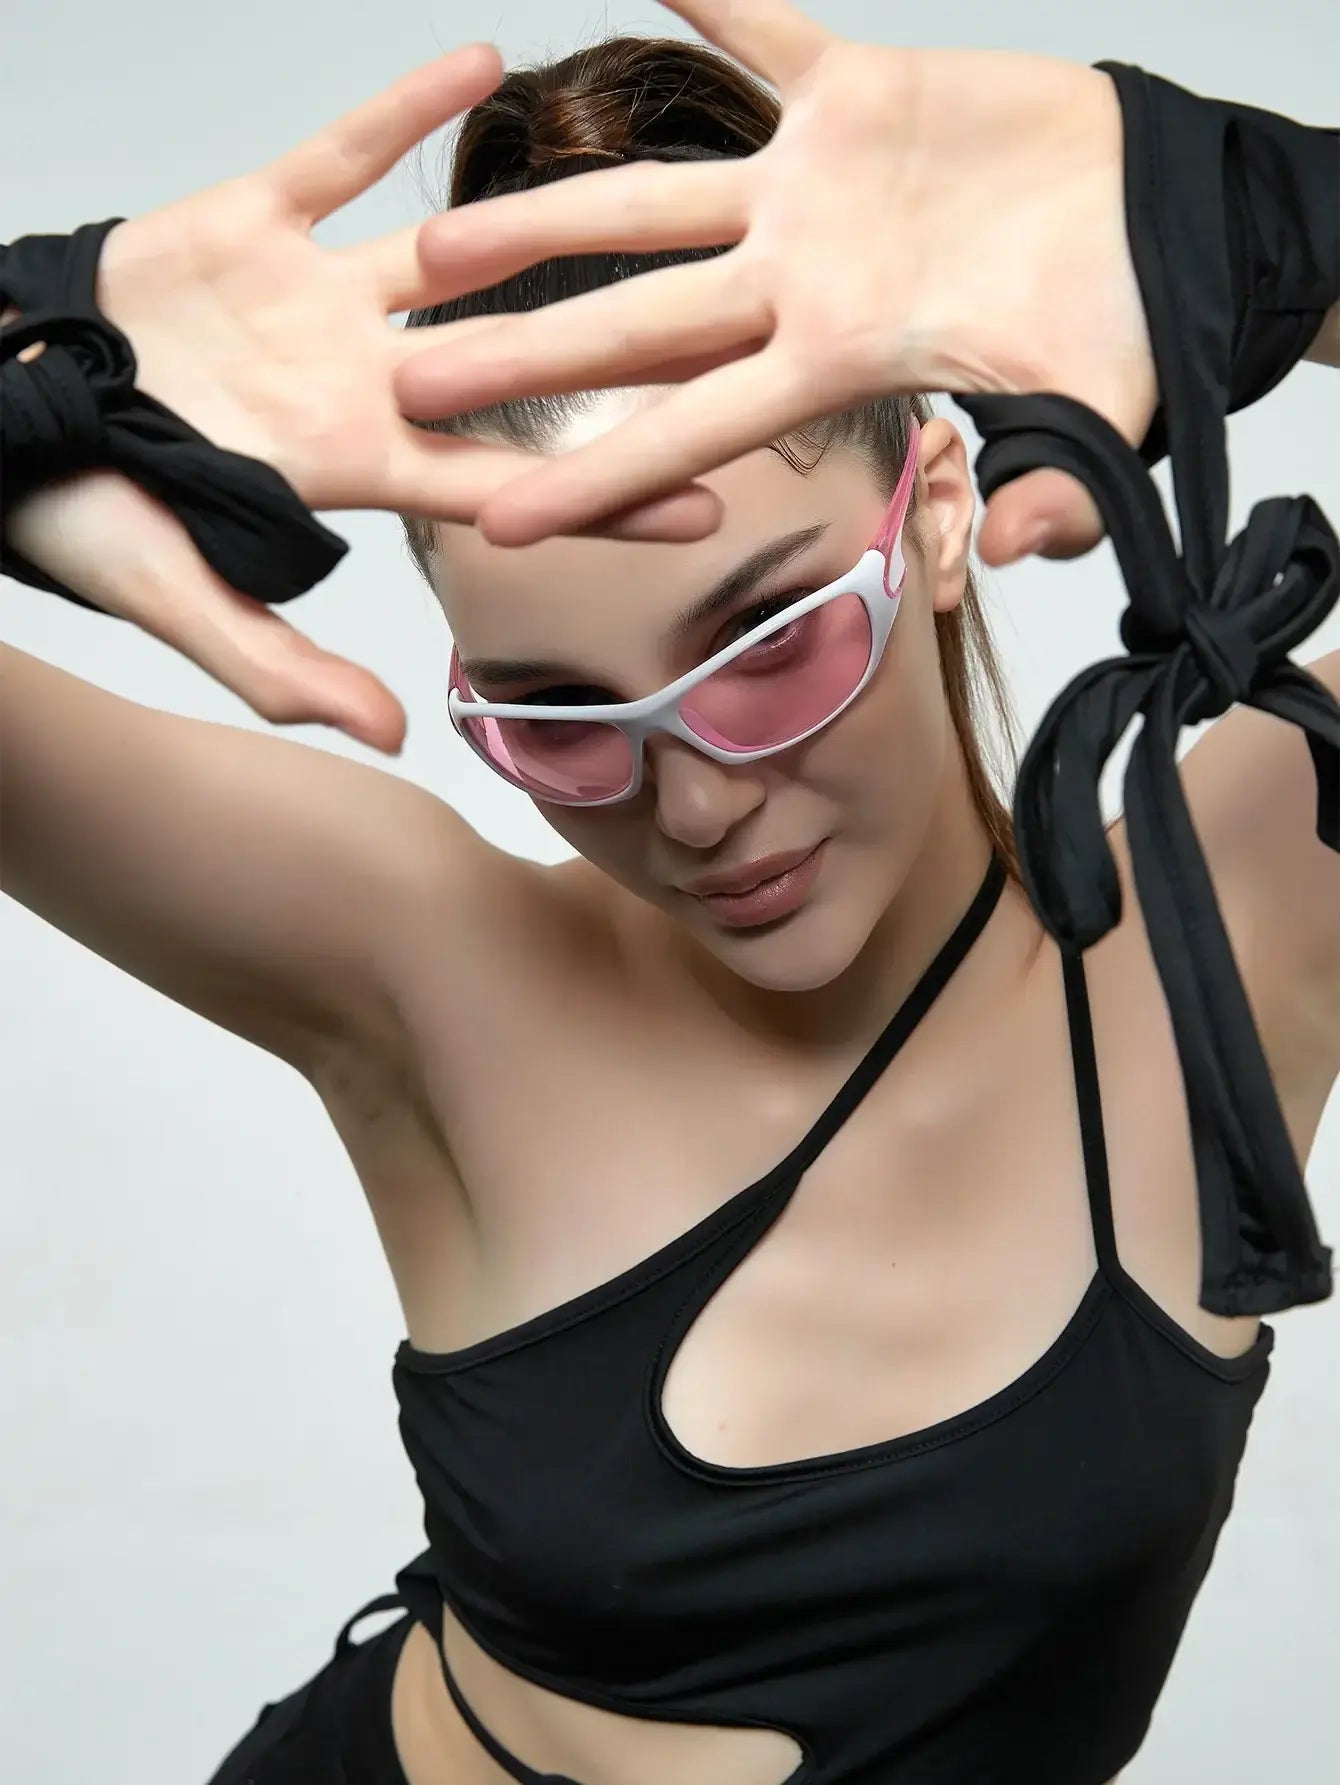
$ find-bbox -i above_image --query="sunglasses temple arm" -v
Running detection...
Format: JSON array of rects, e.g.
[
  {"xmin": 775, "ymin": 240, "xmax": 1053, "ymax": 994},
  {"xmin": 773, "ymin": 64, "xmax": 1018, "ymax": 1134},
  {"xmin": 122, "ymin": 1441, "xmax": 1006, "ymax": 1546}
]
[{"xmin": 873, "ymin": 417, "xmax": 921, "ymax": 591}]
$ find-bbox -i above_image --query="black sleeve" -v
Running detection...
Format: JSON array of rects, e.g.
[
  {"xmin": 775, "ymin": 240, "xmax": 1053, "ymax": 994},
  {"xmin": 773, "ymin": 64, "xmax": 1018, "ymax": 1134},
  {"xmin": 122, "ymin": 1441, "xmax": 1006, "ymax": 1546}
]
[
  {"xmin": 1096, "ymin": 62, "xmax": 1340, "ymax": 471},
  {"xmin": 1, "ymin": 218, "xmax": 348, "ymax": 612},
  {"xmin": 957, "ymin": 64, "xmax": 1340, "ymax": 1319}
]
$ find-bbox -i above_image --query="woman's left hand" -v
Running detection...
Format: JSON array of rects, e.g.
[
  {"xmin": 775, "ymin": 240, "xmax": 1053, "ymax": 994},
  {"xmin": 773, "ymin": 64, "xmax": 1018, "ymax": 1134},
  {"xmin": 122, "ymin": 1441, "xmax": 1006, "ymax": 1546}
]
[{"xmin": 396, "ymin": 0, "xmax": 1160, "ymax": 567}]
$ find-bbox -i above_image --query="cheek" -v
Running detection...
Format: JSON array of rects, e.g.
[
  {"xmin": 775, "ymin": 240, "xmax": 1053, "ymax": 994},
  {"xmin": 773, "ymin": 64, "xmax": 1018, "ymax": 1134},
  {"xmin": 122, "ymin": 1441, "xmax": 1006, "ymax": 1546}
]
[
  {"xmin": 802, "ymin": 612, "xmax": 947, "ymax": 806},
  {"xmin": 538, "ymin": 804, "xmax": 653, "ymax": 881}
]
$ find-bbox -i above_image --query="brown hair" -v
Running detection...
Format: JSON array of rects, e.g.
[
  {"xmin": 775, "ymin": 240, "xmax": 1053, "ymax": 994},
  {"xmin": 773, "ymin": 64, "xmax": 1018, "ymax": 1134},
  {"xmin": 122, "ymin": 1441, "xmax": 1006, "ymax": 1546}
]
[{"xmin": 399, "ymin": 36, "xmax": 1021, "ymax": 880}]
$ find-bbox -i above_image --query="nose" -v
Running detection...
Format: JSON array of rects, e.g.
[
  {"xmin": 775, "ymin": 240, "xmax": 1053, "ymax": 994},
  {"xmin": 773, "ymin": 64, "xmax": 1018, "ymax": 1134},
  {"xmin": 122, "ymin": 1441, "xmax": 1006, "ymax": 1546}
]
[{"xmin": 647, "ymin": 736, "xmax": 766, "ymax": 849}]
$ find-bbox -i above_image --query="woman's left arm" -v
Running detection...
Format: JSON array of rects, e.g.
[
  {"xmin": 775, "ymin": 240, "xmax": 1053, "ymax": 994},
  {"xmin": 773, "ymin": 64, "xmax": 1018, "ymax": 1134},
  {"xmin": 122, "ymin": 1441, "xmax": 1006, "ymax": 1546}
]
[
  {"xmin": 1180, "ymin": 294, "xmax": 1340, "ymax": 1084},
  {"xmin": 1180, "ymin": 644, "xmax": 1340, "ymax": 1090}
]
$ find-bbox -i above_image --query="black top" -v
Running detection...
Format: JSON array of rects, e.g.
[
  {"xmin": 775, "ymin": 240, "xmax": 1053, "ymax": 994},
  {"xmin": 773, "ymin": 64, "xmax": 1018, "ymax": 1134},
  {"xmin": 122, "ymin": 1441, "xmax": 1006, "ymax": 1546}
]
[{"xmin": 392, "ymin": 852, "xmax": 1274, "ymax": 1785}]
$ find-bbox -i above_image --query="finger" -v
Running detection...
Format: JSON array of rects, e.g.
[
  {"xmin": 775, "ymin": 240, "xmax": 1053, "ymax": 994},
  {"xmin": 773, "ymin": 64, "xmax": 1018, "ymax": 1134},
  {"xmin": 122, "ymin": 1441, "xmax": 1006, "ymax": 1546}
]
[
  {"xmin": 385, "ymin": 424, "xmax": 723, "ymax": 541},
  {"xmin": 411, "ymin": 158, "xmax": 747, "ymax": 308},
  {"xmin": 352, "ymin": 159, "xmax": 742, "ymax": 315},
  {"xmin": 578, "ymin": 486, "xmax": 725, "ymax": 543},
  {"xmin": 975, "ymin": 468, "xmax": 1107, "ymax": 568},
  {"xmin": 379, "ymin": 428, "xmax": 557, "ymax": 518},
  {"xmin": 473, "ymin": 348, "xmax": 820, "ymax": 545},
  {"xmin": 338, "ymin": 220, "xmax": 433, "ymax": 316},
  {"xmin": 392, "ymin": 258, "xmax": 765, "ymax": 419},
  {"xmin": 144, "ymin": 570, "xmax": 407, "ymax": 753},
  {"xmin": 167, "ymin": 585, "xmax": 409, "ymax": 754},
  {"xmin": 8, "ymin": 471, "xmax": 406, "ymax": 751},
  {"xmin": 263, "ymin": 43, "xmax": 504, "ymax": 224},
  {"xmin": 654, "ymin": 0, "xmax": 834, "ymax": 87}
]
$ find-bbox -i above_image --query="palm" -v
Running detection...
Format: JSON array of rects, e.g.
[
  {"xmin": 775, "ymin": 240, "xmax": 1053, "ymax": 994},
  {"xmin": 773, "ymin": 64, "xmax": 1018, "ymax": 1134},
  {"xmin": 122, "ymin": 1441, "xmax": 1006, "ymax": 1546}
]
[
  {"xmin": 397, "ymin": 1, "xmax": 1159, "ymax": 564},
  {"xmin": 92, "ymin": 189, "xmax": 390, "ymax": 508},
  {"xmin": 5, "ymin": 43, "xmax": 714, "ymax": 753}
]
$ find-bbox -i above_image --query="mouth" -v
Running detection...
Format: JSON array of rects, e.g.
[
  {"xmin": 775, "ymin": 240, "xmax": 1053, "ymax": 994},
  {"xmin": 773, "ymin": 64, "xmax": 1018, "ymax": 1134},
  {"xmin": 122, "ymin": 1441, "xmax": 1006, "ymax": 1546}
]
[{"xmin": 686, "ymin": 840, "xmax": 829, "ymax": 930}]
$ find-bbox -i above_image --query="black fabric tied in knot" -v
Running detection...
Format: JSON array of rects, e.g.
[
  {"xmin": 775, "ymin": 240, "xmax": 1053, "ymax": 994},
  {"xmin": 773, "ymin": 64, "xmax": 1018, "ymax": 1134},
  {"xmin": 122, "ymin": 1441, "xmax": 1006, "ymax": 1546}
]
[
  {"xmin": 1, "ymin": 217, "xmax": 346, "ymax": 610},
  {"xmin": 960, "ymin": 388, "xmax": 1339, "ymax": 1318},
  {"xmin": 3, "ymin": 306, "xmax": 134, "ymax": 490}
]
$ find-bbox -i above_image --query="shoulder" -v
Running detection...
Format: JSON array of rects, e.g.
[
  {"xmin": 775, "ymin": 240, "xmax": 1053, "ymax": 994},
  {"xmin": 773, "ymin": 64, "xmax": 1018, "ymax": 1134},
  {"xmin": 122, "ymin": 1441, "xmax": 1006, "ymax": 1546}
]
[{"xmin": 346, "ymin": 809, "xmax": 631, "ymax": 1083}]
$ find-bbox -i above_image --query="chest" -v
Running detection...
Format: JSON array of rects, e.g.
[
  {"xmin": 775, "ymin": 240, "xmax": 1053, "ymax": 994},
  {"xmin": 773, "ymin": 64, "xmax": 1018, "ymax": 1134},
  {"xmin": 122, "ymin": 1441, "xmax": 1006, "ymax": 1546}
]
[{"xmin": 326, "ymin": 914, "xmax": 1269, "ymax": 1474}]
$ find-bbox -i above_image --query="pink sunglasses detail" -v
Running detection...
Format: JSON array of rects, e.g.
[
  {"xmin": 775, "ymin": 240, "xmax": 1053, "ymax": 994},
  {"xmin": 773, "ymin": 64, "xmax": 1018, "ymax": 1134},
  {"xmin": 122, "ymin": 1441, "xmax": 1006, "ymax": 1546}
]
[{"xmin": 447, "ymin": 417, "xmax": 920, "ymax": 806}]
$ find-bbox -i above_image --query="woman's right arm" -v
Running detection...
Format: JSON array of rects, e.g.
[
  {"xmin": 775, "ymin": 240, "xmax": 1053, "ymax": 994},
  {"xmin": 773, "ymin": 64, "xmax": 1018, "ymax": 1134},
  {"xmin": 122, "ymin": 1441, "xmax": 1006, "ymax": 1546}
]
[
  {"xmin": 0, "ymin": 45, "xmax": 569, "ymax": 1084},
  {"xmin": 1, "ymin": 640, "xmax": 494, "ymax": 1079}
]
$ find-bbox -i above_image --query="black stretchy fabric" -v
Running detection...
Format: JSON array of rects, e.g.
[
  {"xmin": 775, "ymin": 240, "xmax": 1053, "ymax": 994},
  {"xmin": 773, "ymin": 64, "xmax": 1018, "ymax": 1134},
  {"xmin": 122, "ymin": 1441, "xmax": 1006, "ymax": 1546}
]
[
  {"xmin": 0, "ymin": 220, "xmax": 347, "ymax": 610},
  {"xmin": 959, "ymin": 60, "xmax": 1339, "ymax": 1319},
  {"xmin": 388, "ymin": 853, "xmax": 1275, "ymax": 1785},
  {"xmin": 204, "ymin": 1598, "xmax": 412, "ymax": 1785},
  {"xmin": 1094, "ymin": 62, "xmax": 1340, "ymax": 474}
]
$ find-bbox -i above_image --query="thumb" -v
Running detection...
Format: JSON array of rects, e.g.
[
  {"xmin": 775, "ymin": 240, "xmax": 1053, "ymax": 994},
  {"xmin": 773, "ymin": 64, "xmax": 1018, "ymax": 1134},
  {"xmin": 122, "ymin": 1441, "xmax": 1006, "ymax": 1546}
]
[
  {"xmin": 975, "ymin": 466, "xmax": 1107, "ymax": 568},
  {"xmin": 6, "ymin": 469, "xmax": 407, "ymax": 753}
]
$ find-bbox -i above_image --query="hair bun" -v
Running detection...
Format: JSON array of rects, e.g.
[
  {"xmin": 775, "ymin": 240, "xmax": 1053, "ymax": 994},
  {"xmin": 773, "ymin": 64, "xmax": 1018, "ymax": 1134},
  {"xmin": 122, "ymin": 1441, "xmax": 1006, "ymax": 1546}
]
[
  {"xmin": 450, "ymin": 35, "xmax": 779, "ymax": 207},
  {"xmin": 528, "ymin": 88, "xmax": 631, "ymax": 166}
]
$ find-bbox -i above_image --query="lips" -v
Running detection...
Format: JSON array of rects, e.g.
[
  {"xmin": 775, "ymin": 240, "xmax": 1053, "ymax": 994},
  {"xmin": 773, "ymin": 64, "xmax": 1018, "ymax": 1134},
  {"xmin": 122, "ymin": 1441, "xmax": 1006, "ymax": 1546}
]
[{"xmin": 684, "ymin": 843, "xmax": 822, "ymax": 898}]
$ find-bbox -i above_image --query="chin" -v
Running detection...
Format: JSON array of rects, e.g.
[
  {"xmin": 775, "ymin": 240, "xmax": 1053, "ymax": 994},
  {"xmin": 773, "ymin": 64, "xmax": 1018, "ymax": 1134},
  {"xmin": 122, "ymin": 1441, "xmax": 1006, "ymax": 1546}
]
[{"xmin": 693, "ymin": 903, "xmax": 873, "ymax": 994}]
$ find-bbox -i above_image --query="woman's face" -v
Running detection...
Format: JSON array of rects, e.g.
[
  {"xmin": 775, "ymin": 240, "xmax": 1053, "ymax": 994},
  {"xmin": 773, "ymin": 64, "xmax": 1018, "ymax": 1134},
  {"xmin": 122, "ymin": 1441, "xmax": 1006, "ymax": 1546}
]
[{"xmin": 431, "ymin": 397, "xmax": 978, "ymax": 993}]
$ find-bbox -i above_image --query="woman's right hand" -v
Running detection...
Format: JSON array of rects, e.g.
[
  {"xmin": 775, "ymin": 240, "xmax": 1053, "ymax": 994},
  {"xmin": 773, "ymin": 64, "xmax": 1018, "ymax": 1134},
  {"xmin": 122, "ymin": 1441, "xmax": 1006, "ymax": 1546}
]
[{"xmin": 2, "ymin": 43, "xmax": 721, "ymax": 753}]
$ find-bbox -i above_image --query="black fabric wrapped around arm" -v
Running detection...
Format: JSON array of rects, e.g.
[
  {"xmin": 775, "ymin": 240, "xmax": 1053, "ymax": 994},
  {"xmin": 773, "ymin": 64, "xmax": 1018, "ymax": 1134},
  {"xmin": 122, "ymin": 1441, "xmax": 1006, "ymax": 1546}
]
[
  {"xmin": 0, "ymin": 218, "xmax": 347, "ymax": 612},
  {"xmin": 1094, "ymin": 62, "xmax": 1340, "ymax": 473},
  {"xmin": 958, "ymin": 63, "xmax": 1339, "ymax": 1318}
]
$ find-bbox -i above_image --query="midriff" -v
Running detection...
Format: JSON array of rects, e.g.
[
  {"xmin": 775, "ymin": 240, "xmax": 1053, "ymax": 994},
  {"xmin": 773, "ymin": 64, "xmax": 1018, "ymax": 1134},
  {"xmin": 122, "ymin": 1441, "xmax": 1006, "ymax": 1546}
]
[{"xmin": 389, "ymin": 1613, "xmax": 1125, "ymax": 1785}]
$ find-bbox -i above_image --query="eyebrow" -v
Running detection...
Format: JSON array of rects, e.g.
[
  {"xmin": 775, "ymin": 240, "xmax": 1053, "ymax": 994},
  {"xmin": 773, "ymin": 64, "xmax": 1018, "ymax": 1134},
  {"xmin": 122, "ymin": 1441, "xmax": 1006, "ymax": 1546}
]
[{"xmin": 458, "ymin": 522, "xmax": 831, "ymax": 687}]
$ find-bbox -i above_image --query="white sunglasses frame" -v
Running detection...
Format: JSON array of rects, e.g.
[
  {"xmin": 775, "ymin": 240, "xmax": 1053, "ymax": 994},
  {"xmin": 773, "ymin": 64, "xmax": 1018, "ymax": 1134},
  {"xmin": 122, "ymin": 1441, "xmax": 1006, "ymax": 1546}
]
[{"xmin": 447, "ymin": 418, "xmax": 919, "ymax": 808}]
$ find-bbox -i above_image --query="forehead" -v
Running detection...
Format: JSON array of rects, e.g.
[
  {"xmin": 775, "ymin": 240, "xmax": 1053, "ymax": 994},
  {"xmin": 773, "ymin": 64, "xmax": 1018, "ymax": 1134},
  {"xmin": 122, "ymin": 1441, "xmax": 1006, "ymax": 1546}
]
[{"xmin": 429, "ymin": 395, "xmax": 881, "ymax": 668}]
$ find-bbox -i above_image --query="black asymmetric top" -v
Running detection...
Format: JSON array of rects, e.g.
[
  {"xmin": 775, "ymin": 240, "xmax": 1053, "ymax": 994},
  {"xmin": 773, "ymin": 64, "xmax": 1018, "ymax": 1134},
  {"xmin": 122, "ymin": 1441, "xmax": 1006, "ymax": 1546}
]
[{"xmin": 392, "ymin": 853, "xmax": 1276, "ymax": 1785}]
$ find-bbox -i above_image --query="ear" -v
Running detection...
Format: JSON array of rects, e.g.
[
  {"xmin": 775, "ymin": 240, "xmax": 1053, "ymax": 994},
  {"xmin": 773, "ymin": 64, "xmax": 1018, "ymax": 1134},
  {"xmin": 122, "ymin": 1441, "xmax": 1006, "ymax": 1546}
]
[{"xmin": 913, "ymin": 418, "xmax": 976, "ymax": 615}]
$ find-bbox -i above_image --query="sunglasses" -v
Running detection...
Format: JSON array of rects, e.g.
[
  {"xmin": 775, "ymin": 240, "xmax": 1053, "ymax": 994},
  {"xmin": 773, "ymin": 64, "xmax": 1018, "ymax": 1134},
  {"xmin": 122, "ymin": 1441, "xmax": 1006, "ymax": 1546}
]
[{"xmin": 447, "ymin": 418, "xmax": 920, "ymax": 807}]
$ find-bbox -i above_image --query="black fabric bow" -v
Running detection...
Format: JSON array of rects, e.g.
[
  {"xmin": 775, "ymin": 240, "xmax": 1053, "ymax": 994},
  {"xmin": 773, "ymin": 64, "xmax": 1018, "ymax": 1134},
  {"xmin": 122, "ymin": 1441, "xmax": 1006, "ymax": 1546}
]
[
  {"xmin": 1, "ymin": 217, "xmax": 346, "ymax": 609},
  {"xmin": 962, "ymin": 392, "xmax": 1338, "ymax": 1316}
]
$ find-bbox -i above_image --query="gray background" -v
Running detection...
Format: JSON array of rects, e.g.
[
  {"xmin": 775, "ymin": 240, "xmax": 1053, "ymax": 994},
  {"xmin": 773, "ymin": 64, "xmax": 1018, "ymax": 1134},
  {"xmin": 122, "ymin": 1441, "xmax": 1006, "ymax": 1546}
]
[{"xmin": 2, "ymin": 2, "xmax": 1337, "ymax": 1780}]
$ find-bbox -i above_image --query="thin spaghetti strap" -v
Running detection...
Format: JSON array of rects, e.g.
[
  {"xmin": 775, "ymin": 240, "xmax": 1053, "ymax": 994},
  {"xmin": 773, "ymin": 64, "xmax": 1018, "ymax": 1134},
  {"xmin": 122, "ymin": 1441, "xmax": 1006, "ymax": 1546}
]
[
  {"xmin": 390, "ymin": 1551, "xmax": 580, "ymax": 1781},
  {"xmin": 432, "ymin": 1619, "xmax": 581, "ymax": 1785},
  {"xmin": 1060, "ymin": 943, "xmax": 1121, "ymax": 1279},
  {"xmin": 787, "ymin": 852, "xmax": 1008, "ymax": 1175}
]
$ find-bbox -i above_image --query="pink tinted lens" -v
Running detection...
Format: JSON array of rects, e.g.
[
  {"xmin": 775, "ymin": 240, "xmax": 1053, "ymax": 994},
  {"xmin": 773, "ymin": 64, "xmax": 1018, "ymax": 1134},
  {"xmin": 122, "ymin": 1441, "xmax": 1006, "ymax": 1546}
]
[
  {"xmin": 458, "ymin": 710, "xmax": 634, "ymax": 801},
  {"xmin": 681, "ymin": 592, "xmax": 872, "ymax": 751}
]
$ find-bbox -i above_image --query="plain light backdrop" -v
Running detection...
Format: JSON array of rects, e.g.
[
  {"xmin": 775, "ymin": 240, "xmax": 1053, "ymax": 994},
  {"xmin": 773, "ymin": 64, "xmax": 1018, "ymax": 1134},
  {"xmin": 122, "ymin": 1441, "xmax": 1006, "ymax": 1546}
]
[{"xmin": 2, "ymin": 2, "xmax": 1337, "ymax": 1781}]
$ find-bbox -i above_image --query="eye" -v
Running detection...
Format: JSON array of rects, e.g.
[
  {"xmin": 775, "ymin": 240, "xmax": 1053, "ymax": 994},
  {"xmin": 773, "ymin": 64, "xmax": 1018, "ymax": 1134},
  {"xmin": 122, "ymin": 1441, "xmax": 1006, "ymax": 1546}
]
[
  {"xmin": 510, "ymin": 684, "xmax": 610, "ymax": 708},
  {"xmin": 721, "ymin": 590, "xmax": 810, "ymax": 648}
]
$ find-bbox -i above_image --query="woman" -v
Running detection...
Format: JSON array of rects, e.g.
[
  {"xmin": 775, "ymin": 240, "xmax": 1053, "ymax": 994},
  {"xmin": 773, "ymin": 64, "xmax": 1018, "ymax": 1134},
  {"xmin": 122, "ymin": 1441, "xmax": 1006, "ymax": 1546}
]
[{"xmin": 3, "ymin": 2, "xmax": 1338, "ymax": 1781}]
